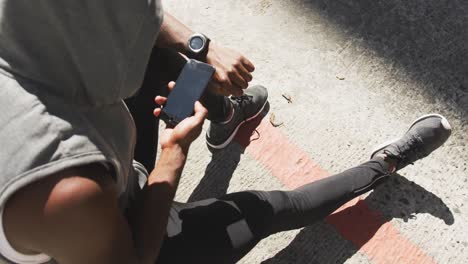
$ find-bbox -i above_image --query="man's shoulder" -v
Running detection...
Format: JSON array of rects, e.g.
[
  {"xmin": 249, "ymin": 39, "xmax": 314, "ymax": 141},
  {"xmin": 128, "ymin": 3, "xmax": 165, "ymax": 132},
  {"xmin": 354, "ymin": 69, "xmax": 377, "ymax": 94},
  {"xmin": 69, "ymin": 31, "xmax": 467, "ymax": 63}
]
[{"xmin": 3, "ymin": 164, "xmax": 118, "ymax": 259}]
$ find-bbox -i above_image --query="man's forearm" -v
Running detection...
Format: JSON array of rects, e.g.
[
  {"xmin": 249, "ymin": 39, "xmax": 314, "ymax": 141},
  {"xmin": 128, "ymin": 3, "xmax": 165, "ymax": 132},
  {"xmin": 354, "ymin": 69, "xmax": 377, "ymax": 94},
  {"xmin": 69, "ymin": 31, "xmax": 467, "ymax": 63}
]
[
  {"xmin": 156, "ymin": 12, "xmax": 194, "ymax": 54},
  {"xmin": 132, "ymin": 146, "xmax": 187, "ymax": 264}
]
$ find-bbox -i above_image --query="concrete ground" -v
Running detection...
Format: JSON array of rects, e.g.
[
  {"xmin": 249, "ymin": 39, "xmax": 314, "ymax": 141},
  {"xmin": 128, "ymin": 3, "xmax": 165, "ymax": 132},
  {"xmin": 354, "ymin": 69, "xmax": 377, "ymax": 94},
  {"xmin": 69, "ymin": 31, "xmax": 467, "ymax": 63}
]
[{"xmin": 163, "ymin": 0, "xmax": 468, "ymax": 263}]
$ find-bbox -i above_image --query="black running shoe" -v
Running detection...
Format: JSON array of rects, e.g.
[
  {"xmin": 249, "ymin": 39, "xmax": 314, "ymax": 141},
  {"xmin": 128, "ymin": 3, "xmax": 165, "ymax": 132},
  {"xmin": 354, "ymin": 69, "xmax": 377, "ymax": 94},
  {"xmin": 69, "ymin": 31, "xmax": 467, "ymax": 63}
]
[
  {"xmin": 371, "ymin": 114, "xmax": 452, "ymax": 171},
  {"xmin": 206, "ymin": 85, "xmax": 268, "ymax": 149}
]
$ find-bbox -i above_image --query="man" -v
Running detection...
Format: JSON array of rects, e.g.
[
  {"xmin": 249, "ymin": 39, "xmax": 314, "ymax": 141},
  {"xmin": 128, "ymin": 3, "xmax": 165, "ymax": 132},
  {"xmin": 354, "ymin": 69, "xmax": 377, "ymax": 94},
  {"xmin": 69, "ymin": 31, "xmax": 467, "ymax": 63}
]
[{"xmin": 0, "ymin": 1, "xmax": 452, "ymax": 263}]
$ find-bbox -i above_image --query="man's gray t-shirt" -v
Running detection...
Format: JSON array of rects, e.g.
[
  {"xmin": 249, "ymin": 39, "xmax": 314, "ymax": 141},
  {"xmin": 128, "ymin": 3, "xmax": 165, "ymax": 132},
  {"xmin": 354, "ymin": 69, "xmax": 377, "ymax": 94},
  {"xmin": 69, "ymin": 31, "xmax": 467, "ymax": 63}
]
[{"xmin": 0, "ymin": 1, "xmax": 163, "ymax": 263}]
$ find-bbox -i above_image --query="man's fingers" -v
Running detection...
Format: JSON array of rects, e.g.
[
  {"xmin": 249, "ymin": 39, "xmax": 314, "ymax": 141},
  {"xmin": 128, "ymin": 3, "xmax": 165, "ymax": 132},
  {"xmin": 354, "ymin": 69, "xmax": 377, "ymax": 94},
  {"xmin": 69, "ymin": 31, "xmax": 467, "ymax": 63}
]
[
  {"xmin": 153, "ymin": 108, "xmax": 162, "ymax": 117},
  {"xmin": 168, "ymin": 81, "xmax": 176, "ymax": 91},
  {"xmin": 232, "ymin": 85, "xmax": 243, "ymax": 96},
  {"xmin": 228, "ymin": 70, "xmax": 248, "ymax": 90},
  {"xmin": 221, "ymin": 72, "xmax": 244, "ymax": 95},
  {"xmin": 241, "ymin": 57, "xmax": 255, "ymax": 72},
  {"xmin": 193, "ymin": 101, "xmax": 208, "ymax": 120},
  {"xmin": 235, "ymin": 63, "xmax": 253, "ymax": 82},
  {"xmin": 208, "ymin": 81, "xmax": 227, "ymax": 96},
  {"xmin": 154, "ymin": 96, "xmax": 167, "ymax": 105},
  {"xmin": 227, "ymin": 81, "xmax": 243, "ymax": 96},
  {"xmin": 177, "ymin": 102, "xmax": 207, "ymax": 130},
  {"xmin": 209, "ymin": 76, "xmax": 244, "ymax": 96}
]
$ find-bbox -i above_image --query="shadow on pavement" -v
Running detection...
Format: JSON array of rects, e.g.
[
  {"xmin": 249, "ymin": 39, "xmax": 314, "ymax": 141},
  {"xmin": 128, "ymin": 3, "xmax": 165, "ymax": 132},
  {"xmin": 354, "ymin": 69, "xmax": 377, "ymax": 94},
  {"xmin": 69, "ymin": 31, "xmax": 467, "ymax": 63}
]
[
  {"xmin": 299, "ymin": 0, "xmax": 468, "ymax": 119},
  {"xmin": 261, "ymin": 174, "xmax": 454, "ymax": 264},
  {"xmin": 188, "ymin": 103, "xmax": 271, "ymax": 202},
  {"xmin": 187, "ymin": 143, "xmax": 243, "ymax": 202}
]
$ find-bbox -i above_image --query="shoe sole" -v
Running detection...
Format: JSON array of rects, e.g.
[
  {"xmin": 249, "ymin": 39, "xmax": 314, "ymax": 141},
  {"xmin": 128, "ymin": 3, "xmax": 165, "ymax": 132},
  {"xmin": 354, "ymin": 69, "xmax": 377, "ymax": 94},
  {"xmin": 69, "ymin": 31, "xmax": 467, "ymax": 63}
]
[
  {"xmin": 207, "ymin": 100, "xmax": 269, "ymax": 149},
  {"xmin": 370, "ymin": 113, "xmax": 452, "ymax": 159}
]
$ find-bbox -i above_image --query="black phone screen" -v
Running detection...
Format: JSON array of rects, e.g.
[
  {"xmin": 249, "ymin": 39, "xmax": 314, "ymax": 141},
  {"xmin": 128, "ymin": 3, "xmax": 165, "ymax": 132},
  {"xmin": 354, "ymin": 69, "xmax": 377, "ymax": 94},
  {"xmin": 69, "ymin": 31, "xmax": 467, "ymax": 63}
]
[{"xmin": 161, "ymin": 59, "xmax": 215, "ymax": 125}]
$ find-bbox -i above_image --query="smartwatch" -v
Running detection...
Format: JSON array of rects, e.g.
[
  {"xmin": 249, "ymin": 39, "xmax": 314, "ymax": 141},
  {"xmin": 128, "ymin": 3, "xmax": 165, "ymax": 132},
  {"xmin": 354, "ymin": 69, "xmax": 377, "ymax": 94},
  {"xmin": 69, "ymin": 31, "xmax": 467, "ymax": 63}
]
[{"xmin": 187, "ymin": 33, "xmax": 211, "ymax": 62}]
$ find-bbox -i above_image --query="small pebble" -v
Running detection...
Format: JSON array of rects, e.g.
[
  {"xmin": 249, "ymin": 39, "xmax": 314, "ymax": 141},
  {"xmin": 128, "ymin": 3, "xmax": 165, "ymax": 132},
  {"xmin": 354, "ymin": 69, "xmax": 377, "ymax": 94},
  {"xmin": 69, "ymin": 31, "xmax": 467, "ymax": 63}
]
[{"xmin": 336, "ymin": 75, "xmax": 346, "ymax": 80}]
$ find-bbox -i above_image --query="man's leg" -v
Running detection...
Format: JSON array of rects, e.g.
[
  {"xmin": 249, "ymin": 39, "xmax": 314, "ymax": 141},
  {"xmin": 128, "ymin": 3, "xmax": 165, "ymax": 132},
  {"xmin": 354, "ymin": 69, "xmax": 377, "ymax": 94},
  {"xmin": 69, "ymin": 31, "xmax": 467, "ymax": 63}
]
[
  {"xmin": 200, "ymin": 90, "xmax": 232, "ymax": 123},
  {"xmin": 155, "ymin": 158, "xmax": 392, "ymax": 264},
  {"xmin": 257, "ymin": 159, "xmax": 391, "ymax": 234},
  {"xmin": 155, "ymin": 114, "xmax": 451, "ymax": 264}
]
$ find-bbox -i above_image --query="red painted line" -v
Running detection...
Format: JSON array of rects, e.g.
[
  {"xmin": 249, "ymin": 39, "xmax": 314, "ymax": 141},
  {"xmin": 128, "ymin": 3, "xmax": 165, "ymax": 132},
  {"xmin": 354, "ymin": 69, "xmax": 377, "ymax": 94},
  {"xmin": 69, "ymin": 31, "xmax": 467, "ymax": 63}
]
[{"xmin": 234, "ymin": 118, "xmax": 436, "ymax": 264}]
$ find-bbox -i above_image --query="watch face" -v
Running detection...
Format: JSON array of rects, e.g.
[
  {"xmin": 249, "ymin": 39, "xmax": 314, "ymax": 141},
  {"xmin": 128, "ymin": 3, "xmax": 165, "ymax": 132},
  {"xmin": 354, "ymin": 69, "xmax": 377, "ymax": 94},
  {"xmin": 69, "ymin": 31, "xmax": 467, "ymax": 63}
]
[{"xmin": 190, "ymin": 36, "xmax": 204, "ymax": 51}]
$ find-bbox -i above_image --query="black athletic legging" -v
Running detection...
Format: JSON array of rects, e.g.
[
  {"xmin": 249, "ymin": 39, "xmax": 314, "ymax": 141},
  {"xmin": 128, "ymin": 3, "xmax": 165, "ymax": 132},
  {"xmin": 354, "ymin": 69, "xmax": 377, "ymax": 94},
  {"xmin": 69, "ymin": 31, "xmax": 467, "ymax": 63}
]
[
  {"xmin": 156, "ymin": 159, "xmax": 390, "ymax": 264},
  {"xmin": 125, "ymin": 48, "xmax": 392, "ymax": 264}
]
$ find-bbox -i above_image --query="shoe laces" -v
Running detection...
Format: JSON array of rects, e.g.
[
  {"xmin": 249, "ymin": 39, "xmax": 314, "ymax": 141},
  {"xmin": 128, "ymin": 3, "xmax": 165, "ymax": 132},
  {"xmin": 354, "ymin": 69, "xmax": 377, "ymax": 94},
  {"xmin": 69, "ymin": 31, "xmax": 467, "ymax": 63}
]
[
  {"xmin": 232, "ymin": 94, "xmax": 253, "ymax": 120},
  {"xmin": 232, "ymin": 94, "xmax": 253, "ymax": 107},
  {"xmin": 389, "ymin": 134, "xmax": 426, "ymax": 164}
]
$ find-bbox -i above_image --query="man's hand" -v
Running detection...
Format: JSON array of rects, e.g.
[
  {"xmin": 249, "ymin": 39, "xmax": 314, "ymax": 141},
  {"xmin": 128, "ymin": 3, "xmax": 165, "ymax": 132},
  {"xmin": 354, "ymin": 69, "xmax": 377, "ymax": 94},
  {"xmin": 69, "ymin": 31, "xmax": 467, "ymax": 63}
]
[
  {"xmin": 156, "ymin": 12, "xmax": 255, "ymax": 96},
  {"xmin": 153, "ymin": 82, "xmax": 208, "ymax": 153},
  {"xmin": 206, "ymin": 42, "xmax": 255, "ymax": 96}
]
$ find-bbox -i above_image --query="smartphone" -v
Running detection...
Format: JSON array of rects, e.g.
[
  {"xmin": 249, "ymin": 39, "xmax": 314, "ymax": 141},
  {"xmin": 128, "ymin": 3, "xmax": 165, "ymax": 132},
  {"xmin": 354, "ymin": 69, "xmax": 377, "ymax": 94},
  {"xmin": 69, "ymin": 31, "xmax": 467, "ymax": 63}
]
[{"xmin": 160, "ymin": 59, "xmax": 215, "ymax": 126}]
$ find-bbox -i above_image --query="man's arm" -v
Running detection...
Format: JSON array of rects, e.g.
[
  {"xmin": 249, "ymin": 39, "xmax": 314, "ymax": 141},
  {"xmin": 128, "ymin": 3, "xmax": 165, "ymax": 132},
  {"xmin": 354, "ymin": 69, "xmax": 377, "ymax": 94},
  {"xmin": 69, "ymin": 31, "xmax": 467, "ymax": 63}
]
[
  {"xmin": 155, "ymin": 12, "xmax": 192, "ymax": 53},
  {"xmin": 4, "ymin": 98, "xmax": 207, "ymax": 264},
  {"xmin": 3, "ymin": 153, "xmax": 185, "ymax": 264},
  {"xmin": 156, "ymin": 12, "xmax": 255, "ymax": 96},
  {"xmin": 128, "ymin": 144, "xmax": 188, "ymax": 263},
  {"xmin": 3, "ymin": 165, "xmax": 139, "ymax": 264}
]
